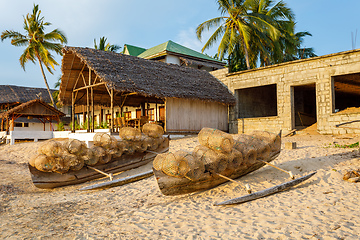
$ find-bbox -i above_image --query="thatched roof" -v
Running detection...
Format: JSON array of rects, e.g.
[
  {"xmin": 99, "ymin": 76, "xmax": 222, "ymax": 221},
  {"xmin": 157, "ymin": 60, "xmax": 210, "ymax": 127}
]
[
  {"xmin": 0, "ymin": 85, "xmax": 55, "ymax": 105},
  {"xmin": 0, "ymin": 99, "xmax": 65, "ymax": 119},
  {"xmin": 59, "ymin": 46, "xmax": 235, "ymax": 106}
]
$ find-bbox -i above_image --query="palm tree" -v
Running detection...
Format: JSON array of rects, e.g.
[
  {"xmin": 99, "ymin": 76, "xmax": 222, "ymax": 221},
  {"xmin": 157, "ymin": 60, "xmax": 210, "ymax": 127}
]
[
  {"xmin": 52, "ymin": 75, "xmax": 62, "ymax": 108},
  {"xmin": 94, "ymin": 36, "xmax": 121, "ymax": 52},
  {"xmin": 1, "ymin": 4, "xmax": 67, "ymax": 107},
  {"xmin": 197, "ymin": 0, "xmax": 285, "ymax": 70}
]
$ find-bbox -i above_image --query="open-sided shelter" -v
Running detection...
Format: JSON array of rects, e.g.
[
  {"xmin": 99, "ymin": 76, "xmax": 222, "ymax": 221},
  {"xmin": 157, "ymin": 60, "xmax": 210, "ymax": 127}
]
[
  {"xmin": 59, "ymin": 47, "xmax": 235, "ymax": 133},
  {"xmin": 0, "ymin": 99, "xmax": 65, "ymax": 132}
]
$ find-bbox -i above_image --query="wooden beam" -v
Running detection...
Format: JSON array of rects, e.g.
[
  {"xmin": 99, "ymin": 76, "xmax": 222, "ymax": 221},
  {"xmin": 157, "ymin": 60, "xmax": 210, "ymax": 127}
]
[
  {"xmin": 73, "ymin": 64, "xmax": 86, "ymax": 91},
  {"xmin": 73, "ymin": 82, "xmax": 106, "ymax": 92}
]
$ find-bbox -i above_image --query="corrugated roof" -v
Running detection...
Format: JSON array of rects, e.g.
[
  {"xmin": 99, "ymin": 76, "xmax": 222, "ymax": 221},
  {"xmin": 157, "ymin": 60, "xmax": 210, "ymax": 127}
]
[
  {"xmin": 137, "ymin": 40, "xmax": 224, "ymax": 64},
  {"xmin": 123, "ymin": 44, "xmax": 147, "ymax": 56}
]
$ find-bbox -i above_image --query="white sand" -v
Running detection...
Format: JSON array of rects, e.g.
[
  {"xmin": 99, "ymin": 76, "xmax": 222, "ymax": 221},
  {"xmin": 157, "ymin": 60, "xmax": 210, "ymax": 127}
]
[{"xmin": 0, "ymin": 133, "xmax": 359, "ymax": 239}]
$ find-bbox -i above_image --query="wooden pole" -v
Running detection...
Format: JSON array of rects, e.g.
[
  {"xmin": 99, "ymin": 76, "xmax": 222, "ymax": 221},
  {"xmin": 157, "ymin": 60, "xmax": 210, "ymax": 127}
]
[
  {"xmin": 216, "ymin": 173, "xmax": 252, "ymax": 193},
  {"xmin": 72, "ymin": 91, "xmax": 75, "ymax": 132},
  {"xmin": 90, "ymin": 69, "xmax": 94, "ymax": 132},
  {"xmin": 87, "ymin": 70, "xmax": 90, "ymax": 133},
  {"xmin": 110, "ymin": 88, "xmax": 114, "ymax": 133},
  {"xmin": 258, "ymin": 160, "xmax": 294, "ymax": 179},
  {"xmin": 11, "ymin": 116, "xmax": 14, "ymax": 131}
]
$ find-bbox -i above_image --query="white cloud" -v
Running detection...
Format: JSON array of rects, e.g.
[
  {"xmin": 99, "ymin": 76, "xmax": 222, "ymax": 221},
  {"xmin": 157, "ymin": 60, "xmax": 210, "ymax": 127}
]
[{"xmin": 175, "ymin": 27, "xmax": 218, "ymax": 57}]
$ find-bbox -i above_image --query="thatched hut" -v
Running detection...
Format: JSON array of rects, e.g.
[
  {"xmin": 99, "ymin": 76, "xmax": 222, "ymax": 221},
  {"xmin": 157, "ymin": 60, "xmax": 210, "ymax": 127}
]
[
  {"xmin": 59, "ymin": 47, "xmax": 235, "ymax": 133},
  {"xmin": 0, "ymin": 99, "xmax": 65, "ymax": 132},
  {"xmin": 0, "ymin": 85, "xmax": 55, "ymax": 111}
]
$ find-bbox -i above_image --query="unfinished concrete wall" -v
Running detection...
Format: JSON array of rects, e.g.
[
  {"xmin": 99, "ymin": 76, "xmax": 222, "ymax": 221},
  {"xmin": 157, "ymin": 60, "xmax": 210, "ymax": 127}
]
[{"xmin": 211, "ymin": 49, "xmax": 360, "ymax": 135}]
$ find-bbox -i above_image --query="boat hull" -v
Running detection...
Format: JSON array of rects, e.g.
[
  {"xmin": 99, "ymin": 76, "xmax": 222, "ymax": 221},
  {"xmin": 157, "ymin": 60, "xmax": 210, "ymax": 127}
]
[{"xmin": 154, "ymin": 150, "xmax": 280, "ymax": 196}]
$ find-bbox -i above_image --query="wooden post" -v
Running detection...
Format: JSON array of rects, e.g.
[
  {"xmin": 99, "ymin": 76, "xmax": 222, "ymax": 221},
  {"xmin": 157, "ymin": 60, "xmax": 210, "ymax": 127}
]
[
  {"xmin": 110, "ymin": 88, "xmax": 114, "ymax": 133},
  {"xmin": 90, "ymin": 69, "xmax": 94, "ymax": 132},
  {"xmin": 72, "ymin": 91, "xmax": 75, "ymax": 132},
  {"xmin": 100, "ymin": 108, "xmax": 103, "ymax": 126},
  {"xmin": 11, "ymin": 116, "xmax": 14, "ymax": 131},
  {"xmin": 87, "ymin": 72, "xmax": 90, "ymax": 133}
]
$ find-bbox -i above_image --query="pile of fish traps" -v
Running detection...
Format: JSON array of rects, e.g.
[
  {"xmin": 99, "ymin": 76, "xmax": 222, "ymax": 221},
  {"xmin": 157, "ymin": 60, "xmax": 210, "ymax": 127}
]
[
  {"xmin": 153, "ymin": 127, "xmax": 281, "ymax": 180},
  {"xmin": 29, "ymin": 123, "xmax": 167, "ymax": 173}
]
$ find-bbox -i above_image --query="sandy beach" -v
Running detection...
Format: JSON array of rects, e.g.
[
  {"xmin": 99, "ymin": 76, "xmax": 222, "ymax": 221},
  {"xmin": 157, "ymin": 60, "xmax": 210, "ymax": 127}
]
[{"xmin": 0, "ymin": 132, "xmax": 359, "ymax": 239}]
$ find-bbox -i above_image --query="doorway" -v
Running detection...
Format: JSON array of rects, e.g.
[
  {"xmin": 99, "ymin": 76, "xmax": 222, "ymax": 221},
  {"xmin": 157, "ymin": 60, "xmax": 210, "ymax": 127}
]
[{"xmin": 291, "ymin": 84, "xmax": 317, "ymax": 130}]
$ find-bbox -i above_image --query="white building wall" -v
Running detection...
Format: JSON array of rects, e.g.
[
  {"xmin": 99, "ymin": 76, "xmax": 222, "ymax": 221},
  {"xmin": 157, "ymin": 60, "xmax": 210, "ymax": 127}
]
[{"xmin": 165, "ymin": 55, "xmax": 181, "ymax": 65}]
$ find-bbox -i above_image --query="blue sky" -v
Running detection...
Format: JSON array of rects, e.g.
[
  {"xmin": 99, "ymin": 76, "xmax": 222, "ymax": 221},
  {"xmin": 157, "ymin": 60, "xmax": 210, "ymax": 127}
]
[{"xmin": 1, "ymin": 0, "xmax": 360, "ymax": 89}]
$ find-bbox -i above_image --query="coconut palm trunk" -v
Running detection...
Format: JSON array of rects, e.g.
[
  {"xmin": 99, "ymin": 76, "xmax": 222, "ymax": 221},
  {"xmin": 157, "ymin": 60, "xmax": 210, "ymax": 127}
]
[{"xmin": 37, "ymin": 57, "xmax": 56, "ymax": 107}]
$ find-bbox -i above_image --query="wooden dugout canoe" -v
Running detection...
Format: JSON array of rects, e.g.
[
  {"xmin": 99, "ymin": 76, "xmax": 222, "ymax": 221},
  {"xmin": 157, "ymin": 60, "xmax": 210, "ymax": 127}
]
[
  {"xmin": 29, "ymin": 138, "xmax": 169, "ymax": 189},
  {"xmin": 153, "ymin": 132, "xmax": 281, "ymax": 196}
]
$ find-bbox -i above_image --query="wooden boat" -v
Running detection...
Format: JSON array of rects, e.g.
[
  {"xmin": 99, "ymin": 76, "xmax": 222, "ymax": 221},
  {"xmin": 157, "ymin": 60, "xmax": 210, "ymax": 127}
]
[
  {"xmin": 153, "ymin": 131, "xmax": 282, "ymax": 196},
  {"xmin": 29, "ymin": 138, "xmax": 169, "ymax": 189}
]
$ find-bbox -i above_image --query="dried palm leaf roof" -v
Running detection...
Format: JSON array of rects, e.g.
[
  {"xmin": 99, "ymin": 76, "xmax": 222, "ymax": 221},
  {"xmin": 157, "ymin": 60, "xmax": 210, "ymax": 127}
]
[
  {"xmin": 0, "ymin": 99, "xmax": 65, "ymax": 119},
  {"xmin": 0, "ymin": 85, "xmax": 54, "ymax": 104},
  {"xmin": 59, "ymin": 46, "xmax": 235, "ymax": 106}
]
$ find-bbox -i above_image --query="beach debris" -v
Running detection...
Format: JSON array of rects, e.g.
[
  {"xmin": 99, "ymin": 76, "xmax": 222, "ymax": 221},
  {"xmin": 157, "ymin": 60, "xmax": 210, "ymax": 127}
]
[
  {"xmin": 285, "ymin": 142, "xmax": 297, "ymax": 150},
  {"xmin": 214, "ymin": 171, "xmax": 317, "ymax": 206},
  {"xmin": 343, "ymin": 169, "xmax": 360, "ymax": 183}
]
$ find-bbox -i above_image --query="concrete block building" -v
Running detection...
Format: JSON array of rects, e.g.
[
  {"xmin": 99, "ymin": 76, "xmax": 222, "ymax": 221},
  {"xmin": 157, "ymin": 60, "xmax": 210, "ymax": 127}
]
[{"xmin": 211, "ymin": 49, "xmax": 360, "ymax": 135}]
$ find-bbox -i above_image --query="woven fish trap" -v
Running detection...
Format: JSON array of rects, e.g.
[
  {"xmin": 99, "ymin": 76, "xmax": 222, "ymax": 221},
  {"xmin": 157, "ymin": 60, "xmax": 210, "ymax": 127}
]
[
  {"xmin": 146, "ymin": 136, "xmax": 160, "ymax": 151},
  {"xmin": 93, "ymin": 133, "xmax": 117, "ymax": 149},
  {"xmin": 153, "ymin": 153, "xmax": 167, "ymax": 171},
  {"xmin": 37, "ymin": 140, "xmax": 64, "ymax": 157},
  {"xmin": 251, "ymin": 130, "xmax": 281, "ymax": 152},
  {"xmin": 82, "ymin": 148, "xmax": 98, "ymax": 166},
  {"xmin": 67, "ymin": 154, "xmax": 84, "ymax": 171},
  {"xmin": 193, "ymin": 145, "xmax": 228, "ymax": 174},
  {"xmin": 240, "ymin": 136, "xmax": 271, "ymax": 162},
  {"xmin": 119, "ymin": 127, "xmax": 142, "ymax": 141},
  {"xmin": 233, "ymin": 139, "xmax": 257, "ymax": 165},
  {"xmin": 91, "ymin": 145, "xmax": 111, "ymax": 164},
  {"xmin": 159, "ymin": 151, "xmax": 193, "ymax": 178},
  {"xmin": 63, "ymin": 139, "xmax": 87, "ymax": 156},
  {"xmin": 33, "ymin": 154, "xmax": 54, "ymax": 172},
  {"xmin": 123, "ymin": 140, "xmax": 136, "ymax": 155},
  {"xmin": 135, "ymin": 135, "xmax": 150, "ymax": 152},
  {"xmin": 183, "ymin": 157, "xmax": 205, "ymax": 181},
  {"xmin": 198, "ymin": 128, "xmax": 234, "ymax": 153},
  {"xmin": 50, "ymin": 153, "xmax": 73, "ymax": 174},
  {"xmin": 142, "ymin": 123, "xmax": 164, "ymax": 138},
  {"xmin": 226, "ymin": 149, "xmax": 243, "ymax": 170}
]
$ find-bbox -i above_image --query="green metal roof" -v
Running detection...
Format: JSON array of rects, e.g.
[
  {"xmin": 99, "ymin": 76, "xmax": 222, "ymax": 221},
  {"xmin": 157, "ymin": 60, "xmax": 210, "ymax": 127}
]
[
  {"xmin": 123, "ymin": 44, "xmax": 147, "ymax": 56},
  {"xmin": 137, "ymin": 40, "xmax": 223, "ymax": 63}
]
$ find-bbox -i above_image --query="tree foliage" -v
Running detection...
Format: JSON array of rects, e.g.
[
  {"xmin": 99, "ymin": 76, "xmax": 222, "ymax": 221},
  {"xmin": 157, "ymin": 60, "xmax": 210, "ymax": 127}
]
[
  {"xmin": 1, "ymin": 4, "xmax": 67, "ymax": 107},
  {"xmin": 197, "ymin": 0, "xmax": 316, "ymax": 72},
  {"xmin": 94, "ymin": 36, "xmax": 121, "ymax": 52}
]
